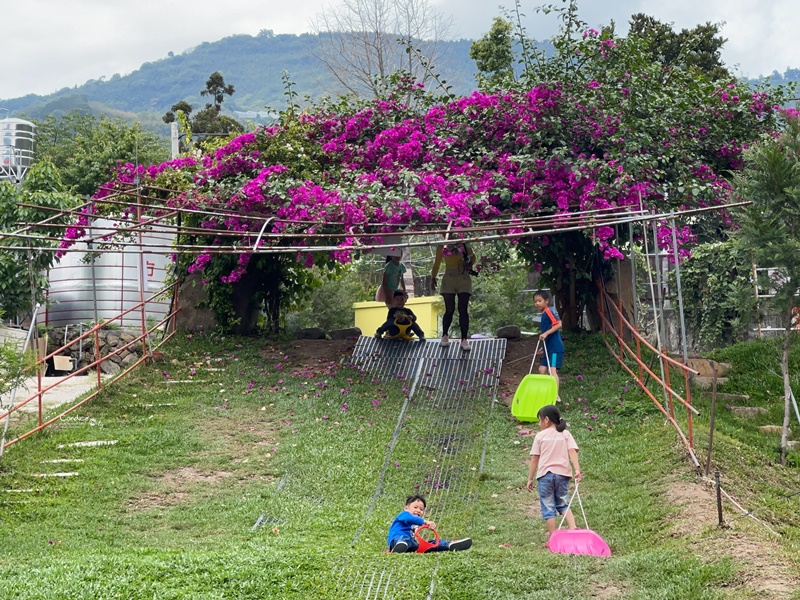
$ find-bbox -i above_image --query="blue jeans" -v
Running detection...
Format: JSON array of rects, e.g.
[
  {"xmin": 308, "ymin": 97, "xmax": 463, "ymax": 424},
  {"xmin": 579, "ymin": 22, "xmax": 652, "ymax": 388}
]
[
  {"xmin": 389, "ymin": 533, "xmax": 450, "ymax": 552},
  {"xmin": 537, "ymin": 472, "xmax": 570, "ymax": 520}
]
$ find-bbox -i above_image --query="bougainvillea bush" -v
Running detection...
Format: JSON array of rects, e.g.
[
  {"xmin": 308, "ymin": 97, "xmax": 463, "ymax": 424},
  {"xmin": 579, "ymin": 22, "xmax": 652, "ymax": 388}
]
[{"xmin": 57, "ymin": 12, "xmax": 793, "ymax": 333}]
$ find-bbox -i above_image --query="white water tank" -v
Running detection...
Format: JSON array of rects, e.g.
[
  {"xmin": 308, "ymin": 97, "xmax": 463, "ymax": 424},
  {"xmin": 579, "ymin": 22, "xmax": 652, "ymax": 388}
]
[
  {"xmin": 46, "ymin": 219, "xmax": 174, "ymax": 328},
  {"xmin": 0, "ymin": 117, "xmax": 36, "ymax": 183}
]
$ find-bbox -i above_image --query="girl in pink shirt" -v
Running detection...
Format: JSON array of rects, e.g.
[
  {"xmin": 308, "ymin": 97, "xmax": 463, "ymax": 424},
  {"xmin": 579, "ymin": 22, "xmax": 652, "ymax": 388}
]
[{"xmin": 526, "ymin": 404, "xmax": 583, "ymax": 536}]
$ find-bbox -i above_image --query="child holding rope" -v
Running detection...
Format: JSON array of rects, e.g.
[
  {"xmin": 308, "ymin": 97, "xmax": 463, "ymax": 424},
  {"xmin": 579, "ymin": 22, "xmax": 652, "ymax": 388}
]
[
  {"xmin": 526, "ymin": 404, "xmax": 583, "ymax": 537},
  {"xmin": 534, "ymin": 290, "xmax": 564, "ymax": 399},
  {"xmin": 387, "ymin": 495, "xmax": 472, "ymax": 553}
]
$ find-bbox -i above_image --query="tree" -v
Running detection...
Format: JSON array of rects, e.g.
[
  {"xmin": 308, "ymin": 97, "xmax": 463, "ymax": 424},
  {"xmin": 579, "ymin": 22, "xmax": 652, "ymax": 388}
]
[
  {"xmin": 34, "ymin": 111, "xmax": 170, "ymax": 196},
  {"xmin": 311, "ymin": 0, "xmax": 453, "ymax": 98},
  {"xmin": 201, "ymin": 72, "xmax": 235, "ymax": 109},
  {"xmin": 162, "ymin": 100, "xmax": 193, "ymax": 124},
  {"xmin": 469, "ymin": 18, "xmax": 516, "ymax": 89},
  {"xmin": 732, "ymin": 110, "xmax": 800, "ymax": 466},
  {"xmin": 0, "ymin": 160, "xmax": 78, "ymax": 320},
  {"xmin": 57, "ymin": 4, "xmax": 792, "ymax": 336},
  {"xmin": 161, "ymin": 72, "xmax": 244, "ymax": 150},
  {"xmin": 470, "ymin": 0, "xmax": 791, "ymax": 329},
  {"xmin": 628, "ymin": 14, "xmax": 730, "ymax": 81}
]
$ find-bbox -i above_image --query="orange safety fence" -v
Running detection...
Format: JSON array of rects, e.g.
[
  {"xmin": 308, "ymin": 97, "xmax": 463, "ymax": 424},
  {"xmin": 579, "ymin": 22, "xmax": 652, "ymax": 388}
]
[
  {"xmin": 596, "ymin": 281, "xmax": 701, "ymax": 466},
  {"xmin": 1, "ymin": 281, "xmax": 180, "ymax": 450}
]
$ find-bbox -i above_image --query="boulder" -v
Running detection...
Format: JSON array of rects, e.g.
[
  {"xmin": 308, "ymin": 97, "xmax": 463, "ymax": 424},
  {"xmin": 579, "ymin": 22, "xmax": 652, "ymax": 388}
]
[
  {"xmin": 329, "ymin": 327, "xmax": 361, "ymax": 340},
  {"xmin": 693, "ymin": 376, "xmax": 729, "ymax": 390},
  {"xmin": 730, "ymin": 406, "xmax": 768, "ymax": 419},
  {"xmin": 760, "ymin": 425, "xmax": 789, "ymax": 436},
  {"xmin": 496, "ymin": 325, "xmax": 521, "ymax": 340},
  {"xmin": 685, "ymin": 358, "xmax": 730, "ymax": 377},
  {"xmin": 296, "ymin": 327, "xmax": 327, "ymax": 340},
  {"xmin": 99, "ymin": 359, "xmax": 121, "ymax": 375},
  {"xmin": 176, "ymin": 272, "xmax": 218, "ymax": 331}
]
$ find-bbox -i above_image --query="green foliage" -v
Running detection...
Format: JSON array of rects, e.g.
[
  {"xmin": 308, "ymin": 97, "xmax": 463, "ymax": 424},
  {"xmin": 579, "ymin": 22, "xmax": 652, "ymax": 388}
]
[
  {"xmin": 285, "ymin": 265, "xmax": 373, "ymax": 334},
  {"xmin": 628, "ymin": 13, "xmax": 730, "ymax": 80},
  {"xmin": 0, "ymin": 336, "xmax": 33, "ymax": 398},
  {"xmin": 469, "ymin": 18, "xmax": 516, "ymax": 89},
  {"xmin": 468, "ymin": 249, "xmax": 538, "ymax": 335},
  {"xmin": 0, "ymin": 162, "xmax": 78, "ymax": 319},
  {"xmin": 478, "ymin": 1, "xmax": 793, "ymax": 329},
  {"xmin": 732, "ymin": 113, "xmax": 800, "ymax": 329},
  {"xmin": 678, "ymin": 239, "xmax": 756, "ymax": 349},
  {"xmin": 162, "ymin": 72, "xmax": 244, "ymax": 154},
  {"xmin": 33, "ymin": 111, "xmax": 170, "ymax": 196}
]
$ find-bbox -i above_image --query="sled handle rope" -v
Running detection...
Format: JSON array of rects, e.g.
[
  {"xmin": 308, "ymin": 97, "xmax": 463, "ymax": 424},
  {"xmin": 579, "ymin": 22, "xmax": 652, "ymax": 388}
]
[
  {"xmin": 557, "ymin": 482, "xmax": 590, "ymax": 530},
  {"xmin": 528, "ymin": 337, "xmax": 553, "ymax": 375}
]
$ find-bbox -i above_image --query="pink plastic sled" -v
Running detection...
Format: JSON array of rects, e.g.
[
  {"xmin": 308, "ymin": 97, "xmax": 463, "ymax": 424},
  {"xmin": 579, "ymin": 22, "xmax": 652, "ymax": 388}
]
[{"xmin": 545, "ymin": 483, "xmax": 611, "ymax": 557}]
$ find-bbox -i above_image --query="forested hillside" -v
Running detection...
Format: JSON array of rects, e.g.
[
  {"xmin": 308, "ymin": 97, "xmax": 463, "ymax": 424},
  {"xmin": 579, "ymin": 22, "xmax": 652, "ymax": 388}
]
[
  {"xmin": 2, "ymin": 31, "xmax": 480, "ymax": 129},
  {"xmin": 3, "ymin": 27, "xmax": 798, "ymax": 135}
]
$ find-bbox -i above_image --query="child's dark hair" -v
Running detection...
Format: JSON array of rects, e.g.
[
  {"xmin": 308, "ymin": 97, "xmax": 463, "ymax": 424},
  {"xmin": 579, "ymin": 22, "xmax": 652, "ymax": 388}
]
[
  {"xmin": 534, "ymin": 289, "xmax": 551, "ymax": 302},
  {"xmin": 405, "ymin": 494, "xmax": 426, "ymax": 507},
  {"xmin": 393, "ymin": 290, "xmax": 406, "ymax": 297},
  {"xmin": 537, "ymin": 404, "xmax": 567, "ymax": 432}
]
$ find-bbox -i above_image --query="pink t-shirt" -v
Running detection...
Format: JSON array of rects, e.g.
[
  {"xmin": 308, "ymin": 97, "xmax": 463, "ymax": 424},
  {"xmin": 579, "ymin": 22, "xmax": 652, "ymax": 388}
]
[{"xmin": 530, "ymin": 427, "xmax": 579, "ymax": 479}]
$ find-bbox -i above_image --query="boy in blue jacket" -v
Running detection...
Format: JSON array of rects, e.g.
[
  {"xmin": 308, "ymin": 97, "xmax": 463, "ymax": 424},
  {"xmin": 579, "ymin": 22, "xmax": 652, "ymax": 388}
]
[{"xmin": 387, "ymin": 495, "xmax": 472, "ymax": 553}]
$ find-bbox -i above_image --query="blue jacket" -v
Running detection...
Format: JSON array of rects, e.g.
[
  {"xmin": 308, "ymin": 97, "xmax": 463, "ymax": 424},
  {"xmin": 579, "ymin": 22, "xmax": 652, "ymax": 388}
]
[{"xmin": 387, "ymin": 510, "xmax": 424, "ymax": 545}]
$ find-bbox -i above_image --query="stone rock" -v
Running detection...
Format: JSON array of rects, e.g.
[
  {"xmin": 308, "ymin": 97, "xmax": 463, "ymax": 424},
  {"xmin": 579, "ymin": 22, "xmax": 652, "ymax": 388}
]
[
  {"xmin": 121, "ymin": 353, "xmax": 138, "ymax": 367},
  {"xmin": 329, "ymin": 327, "xmax": 361, "ymax": 340},
  {"xmin": 787, "ymin": 441, "xmax": 800, "ymax": 451},
  {"xmin": 702, "ymin": 392, "xmax": 750, "ymax": 402},
  {"xmin": 99, "ymin": 359, "xmax": 121, "ymax": 375},
  {"xmin": 685, "ymin": 358, "xmax": 730, "ymax": 377},
  {"xmin": 693, "ymin": 376, "xmax": 729, "ymax": 390},
  {"xmin": 297, "ymin": 327, "xmax": 327, "ymax": 340},
  {"xmin": 730, "ymin": 406, "xmax": 768, "ymax": 419},
  {"xmin": 105, "ymin": 333, "xmax": 120, "ymax": 347},
  {"xmin": 176, "ymin": 272, "xmax": 218, "ymax": 331},
  {"xmin": 496, "ymin": 325, "xmax": 521, "ymax": 340},
  {"xmin": 760, "ymin": 425, "xmax": 789, "ymax": 436}
]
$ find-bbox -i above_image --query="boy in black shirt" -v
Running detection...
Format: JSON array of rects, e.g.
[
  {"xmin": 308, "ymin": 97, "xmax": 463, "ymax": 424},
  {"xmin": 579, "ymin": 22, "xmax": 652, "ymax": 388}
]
[{"xmin": 375, "ymin": 291, "xmax": 425, "ymax": 341}]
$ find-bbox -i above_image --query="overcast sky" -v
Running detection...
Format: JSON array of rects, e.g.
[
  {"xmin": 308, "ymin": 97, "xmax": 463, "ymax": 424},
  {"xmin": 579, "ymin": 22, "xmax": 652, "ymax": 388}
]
[{"xmin": 2, "ymin": 0, "xmax": 797, "ymax": 101}]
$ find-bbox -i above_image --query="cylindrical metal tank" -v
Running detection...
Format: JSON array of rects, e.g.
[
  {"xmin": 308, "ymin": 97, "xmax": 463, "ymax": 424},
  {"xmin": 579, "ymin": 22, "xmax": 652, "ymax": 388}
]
[
  {"xmin": 0, "ymin": 118, "xmax": 36, "ymax": 182},
  {"xmin": 46, "ymin": 219, "xmax": 175, "ymax": 328}
]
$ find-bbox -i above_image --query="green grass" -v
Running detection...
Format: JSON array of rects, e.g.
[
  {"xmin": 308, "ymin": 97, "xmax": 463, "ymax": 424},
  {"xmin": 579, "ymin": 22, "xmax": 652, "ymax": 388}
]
[{"xmin": 0, "ymin": 331, "xmax": 798, "ymax": 599}]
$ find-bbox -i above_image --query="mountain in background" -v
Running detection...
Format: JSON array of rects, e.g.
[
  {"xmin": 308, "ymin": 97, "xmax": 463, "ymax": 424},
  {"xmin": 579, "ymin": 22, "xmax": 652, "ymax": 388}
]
[{"xmin": 1, "ymin": 31, "xmax": 482, "ymax": 133}]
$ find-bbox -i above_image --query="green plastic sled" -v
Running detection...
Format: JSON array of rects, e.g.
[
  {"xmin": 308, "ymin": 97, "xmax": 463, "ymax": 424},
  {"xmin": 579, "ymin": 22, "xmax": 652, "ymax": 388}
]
[{"xmin": 511, "ymin": 373, "xmax": 558, "ymax": 422}]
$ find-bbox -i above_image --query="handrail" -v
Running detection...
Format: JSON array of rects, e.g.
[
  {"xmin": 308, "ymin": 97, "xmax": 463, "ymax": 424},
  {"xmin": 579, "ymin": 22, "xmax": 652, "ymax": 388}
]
[
  {"xmin": 1, "ymin": 281, "xmax": 179, "ymax": 449},
  {"xmin": 597, "ymin": 281, "xmax": 698, "ymax": 458}
]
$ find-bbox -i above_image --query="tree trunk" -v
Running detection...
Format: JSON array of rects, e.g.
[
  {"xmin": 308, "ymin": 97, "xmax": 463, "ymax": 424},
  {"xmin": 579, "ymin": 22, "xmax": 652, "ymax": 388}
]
[
  {"xmin": 265, "ymin": 272, "xmax": 281, "ymax": 335},
  {"xmin": 230, "ymin": 272, "xmax": 261, "ymax": 335}
]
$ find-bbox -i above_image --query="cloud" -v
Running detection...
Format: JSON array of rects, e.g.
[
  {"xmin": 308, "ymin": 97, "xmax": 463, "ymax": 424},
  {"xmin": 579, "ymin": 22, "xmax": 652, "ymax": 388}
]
[{"xmin": 2, "ymin": 0, "xmax": 799, "ymax": 100}]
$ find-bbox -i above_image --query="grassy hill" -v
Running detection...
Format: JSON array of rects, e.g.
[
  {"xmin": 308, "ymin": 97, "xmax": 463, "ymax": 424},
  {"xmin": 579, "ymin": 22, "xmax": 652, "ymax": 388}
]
[{"xmin": 0, "ymin": 331, "xmax": 798, "ymax": 598}]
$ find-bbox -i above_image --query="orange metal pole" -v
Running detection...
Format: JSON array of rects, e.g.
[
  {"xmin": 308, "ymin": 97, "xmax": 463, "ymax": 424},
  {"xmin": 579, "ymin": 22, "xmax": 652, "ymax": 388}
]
[{"xmin": 663, "ymin": 348, "xmax": 675, "ymax": 420}]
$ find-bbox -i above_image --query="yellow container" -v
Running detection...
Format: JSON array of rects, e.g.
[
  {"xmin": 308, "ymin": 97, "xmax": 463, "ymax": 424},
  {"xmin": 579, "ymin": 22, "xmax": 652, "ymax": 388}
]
[{"xmin": 353, "ymin": 296, "xmax": 444, "ymax": 338}]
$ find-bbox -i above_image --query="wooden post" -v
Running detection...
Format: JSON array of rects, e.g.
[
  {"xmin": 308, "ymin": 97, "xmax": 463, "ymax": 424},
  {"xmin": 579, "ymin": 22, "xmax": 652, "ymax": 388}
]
[{"xmin": 705, "ymin": 361, "xmax": 718, "ymax": 477}]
